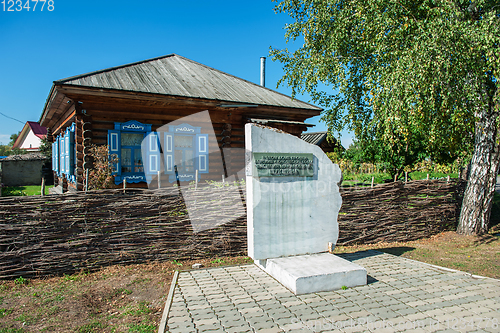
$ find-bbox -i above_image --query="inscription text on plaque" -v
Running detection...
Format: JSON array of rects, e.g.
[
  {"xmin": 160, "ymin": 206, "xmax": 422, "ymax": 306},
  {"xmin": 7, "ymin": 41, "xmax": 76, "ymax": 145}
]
[{"xmin": 253, "ymin": 153, "xmax": 314, "ymax": 177}]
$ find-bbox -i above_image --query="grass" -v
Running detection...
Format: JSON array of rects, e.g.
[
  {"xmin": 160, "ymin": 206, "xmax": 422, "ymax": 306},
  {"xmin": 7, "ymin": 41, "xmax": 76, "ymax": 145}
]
[
  {"xmin": 341, "ymin": 171, "xmax": 459, "ymax": 187},
  {"xmin": 1, "ymin": 185, "xmax": 53, "ymax": 197},
  {"xmin": 334, "ymin": 231, "xmax": 500, "ymax": 279}
]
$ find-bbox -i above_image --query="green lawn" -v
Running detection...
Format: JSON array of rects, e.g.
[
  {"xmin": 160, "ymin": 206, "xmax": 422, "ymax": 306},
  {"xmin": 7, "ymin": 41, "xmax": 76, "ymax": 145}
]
[
  {"xmin": 342, "ymin": 171, "xmax": 459, "ymax": 187},
  {"xmin": 1, "ymin": 185, "xmax": 53, "ymax": 197}
]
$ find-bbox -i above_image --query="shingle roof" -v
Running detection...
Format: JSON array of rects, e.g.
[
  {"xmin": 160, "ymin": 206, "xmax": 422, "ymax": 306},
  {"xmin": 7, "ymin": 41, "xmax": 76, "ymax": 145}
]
[
  {"xmin": 301, "ymin": 131, "xmax": 328, "ymax": 145},
  {"xmin": 55, "ymin": 54, "xmax": 321, "ymax": 111},
  {"xmin": 27, "ymin": 121, "xmax": 47, "ymax": 138},
  {"xmin": 0, "ymin": 153, "xmax": 48, "ymax": 161}
]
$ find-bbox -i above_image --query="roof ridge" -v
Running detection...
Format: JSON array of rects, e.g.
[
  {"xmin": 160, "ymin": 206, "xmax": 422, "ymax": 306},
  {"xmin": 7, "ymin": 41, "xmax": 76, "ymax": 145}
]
[{"xmin": 54, "ymin": 54, "xmax": 178, "ymax": 83}]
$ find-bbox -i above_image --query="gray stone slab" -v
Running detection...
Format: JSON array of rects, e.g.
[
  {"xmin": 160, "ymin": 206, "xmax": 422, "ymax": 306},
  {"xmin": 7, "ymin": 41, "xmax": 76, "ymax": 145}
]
[
  {"xmin": 262, "ymin": 253, "xmax": 367, "ymax": 295},
  {"xmin": 245, "ymin": 124, "xmax": 342, "ymax": 260}
]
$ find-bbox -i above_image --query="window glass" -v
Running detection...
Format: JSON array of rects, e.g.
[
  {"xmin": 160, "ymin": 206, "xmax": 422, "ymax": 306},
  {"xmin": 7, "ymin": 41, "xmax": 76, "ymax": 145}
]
[
  {"xmin": 174, "ymin": 135, "xmax": 193, "ymax": 148},
  {"xmin": 175, "ymin": 150, "xmax": 182, "ymax": 170},
  {"xmin": 121, "ymin": 133, "xmax": 144, "ymax": 146},
  {"xmin": 185, "ymin": 150, "xmax": 194, "ymax": 172},
  {"xmin": 121, "ymin": 148, "xmax": 132, "ymax": 173},
  {"xmin": 134, "ymin": 149, "xmax": 144, "ymax": 173}
]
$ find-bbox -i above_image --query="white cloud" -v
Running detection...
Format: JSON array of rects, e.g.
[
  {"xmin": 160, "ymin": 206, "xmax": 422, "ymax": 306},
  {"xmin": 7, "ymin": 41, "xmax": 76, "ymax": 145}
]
[{"xmin": 0, "ymin": 134, "xmax": 11, "ymax": 145}]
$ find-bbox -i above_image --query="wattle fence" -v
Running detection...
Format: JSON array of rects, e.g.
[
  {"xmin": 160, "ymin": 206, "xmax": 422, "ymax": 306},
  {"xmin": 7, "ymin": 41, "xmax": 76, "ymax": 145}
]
[{"xmin": 0, "ymin": 179, "xmax": 464, "ymax": 279}]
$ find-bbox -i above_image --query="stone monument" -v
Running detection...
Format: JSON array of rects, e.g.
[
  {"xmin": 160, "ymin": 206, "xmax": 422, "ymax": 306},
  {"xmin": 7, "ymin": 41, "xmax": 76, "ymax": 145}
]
[{"xmin": 245, "ymin": 124, "xmax": 366, "ymax": 295}]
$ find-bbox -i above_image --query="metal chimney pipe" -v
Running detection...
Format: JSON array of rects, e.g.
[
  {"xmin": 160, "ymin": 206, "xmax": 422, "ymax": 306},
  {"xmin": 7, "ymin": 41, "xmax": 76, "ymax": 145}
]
[{"xmin": 260, "ymin": 57, "xmax": 266, "ymax": 87}]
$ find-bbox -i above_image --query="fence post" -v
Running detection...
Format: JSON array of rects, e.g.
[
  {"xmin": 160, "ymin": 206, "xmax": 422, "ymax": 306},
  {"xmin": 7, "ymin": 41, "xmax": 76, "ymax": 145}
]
[
  {"xmin": 41, "ymin": 177, "xmax": 45, "ymax": 196},
  {"xmin": 85, "ymin": 169, "xmax": 89, "ymax": 192},
  {"xmin": 123, "ymin": 179, "xmax": 127, "ymax": 194},
  {"xmin": 371, "ymin": 177, "xmax": 374, "ymax": 188},
  {"xmin": 426, "ymin": 174, "xmax": 429, "ymax": 180},
  {"xmin": 195, "ymin": 170, "xmax": 198, "ymax": 190},
  {"xmin": 405, "ymin": 171, "xmax": 408, "ymax": 183},
  {"xmin": 157, "ymin": 171, "xmax": 161, "ymax": 189}
]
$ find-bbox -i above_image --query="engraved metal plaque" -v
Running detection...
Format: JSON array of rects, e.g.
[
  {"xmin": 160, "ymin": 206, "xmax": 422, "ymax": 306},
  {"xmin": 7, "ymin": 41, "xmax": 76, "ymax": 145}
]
[{"xmin": 253, "ymin": 153, "xmax": 314, "ymax": 177}]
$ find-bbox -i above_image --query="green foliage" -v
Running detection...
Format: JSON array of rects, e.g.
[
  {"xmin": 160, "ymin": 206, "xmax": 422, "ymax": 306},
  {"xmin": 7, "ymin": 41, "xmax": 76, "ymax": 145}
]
[
  {"xmin": 123, "ymin": 302, "xmax": 152, "ymax": 317},
  {"xmin": 273, "ymin": 0, "xmax": 500, "ymax": 234},
  {"xmin": 0, "ymin": 308, "xmax": 13, "ymax": 318},
  {"xmin": 39, "ymin": 136, "xmax": 52, "ymax": 159},
  {"xmin": 0, "ymin": 145, "xmax": 28, "ymax": 157},
  {"xmin": 211, "ymin": 258, "xmax": 225, "ymax": 264},
  {"xmin": 114, "ymin": 288, "xmax": 132, "ymax": 296},
  {"xmin": 9, "ymin": 148, "xmax": 28, "ymax": 155},
  {"xmin": 127, "ymin": 323, "xmax": 156, "ymax": 333},
  {"xmin": 77, "ymin": 321, "xmax": 107, "ymax": 333},
  {"xmin": 0, "ymin": 145, "xmax": 11, "ymax": 156},
  {"xmin": 0, "ymin": 328, "xmax": 26, "ymax": 333},
  {"xmin": 14, "ymin": 277, "xmax": 28, "ymax": 285},
  {"xmin": 272, "ymin": 0, "xmax": 498, "ymax": 173},
  {"xmin": 8, "ymin": 133, "xmax": 19, "ymax": 147}
]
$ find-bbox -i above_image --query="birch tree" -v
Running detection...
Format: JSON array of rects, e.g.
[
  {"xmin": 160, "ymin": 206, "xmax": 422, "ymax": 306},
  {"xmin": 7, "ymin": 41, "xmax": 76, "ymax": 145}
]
[{"xmin": 271, "ymin": 0, "xmax": 500, "ymax": 235}]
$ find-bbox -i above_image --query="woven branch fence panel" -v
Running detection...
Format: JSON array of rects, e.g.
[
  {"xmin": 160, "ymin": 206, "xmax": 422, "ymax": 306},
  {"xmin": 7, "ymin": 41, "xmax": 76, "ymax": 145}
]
[
  {"xmin": 338, "ymin": 179, "xmax": 465, "ymax": 245},
  {"xmin": 0, "ymin": 179, "xmax": 464, "ymax": 279}
]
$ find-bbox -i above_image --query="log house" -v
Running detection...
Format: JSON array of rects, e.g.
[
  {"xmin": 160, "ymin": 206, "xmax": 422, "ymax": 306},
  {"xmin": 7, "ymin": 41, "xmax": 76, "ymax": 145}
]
[{"xmin": 39, "ymin": 54, "xmax": 322, "ymax": 192}]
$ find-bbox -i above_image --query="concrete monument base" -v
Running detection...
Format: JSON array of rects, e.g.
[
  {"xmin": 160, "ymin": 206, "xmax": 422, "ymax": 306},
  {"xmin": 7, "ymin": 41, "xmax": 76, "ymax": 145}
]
[{"xmin": 258, "ymin": 253, "xmax": 367, "ymax": 295}]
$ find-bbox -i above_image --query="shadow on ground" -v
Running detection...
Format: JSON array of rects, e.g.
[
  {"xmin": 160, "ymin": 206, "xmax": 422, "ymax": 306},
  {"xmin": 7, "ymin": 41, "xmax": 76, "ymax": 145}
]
[{"xmin": 376, "ymin": 247, "xmax": 416, "ymax": 256}]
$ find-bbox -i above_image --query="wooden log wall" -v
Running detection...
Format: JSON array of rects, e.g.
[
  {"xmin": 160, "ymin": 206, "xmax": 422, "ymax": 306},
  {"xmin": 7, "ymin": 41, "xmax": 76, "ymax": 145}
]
[
  {"xmin": 0, "ymin": 179, "xmax": 464, "ymax": 279},
  {"xmin": 70, "ymin": 103, "xmax": 249, "ymax": 187}
]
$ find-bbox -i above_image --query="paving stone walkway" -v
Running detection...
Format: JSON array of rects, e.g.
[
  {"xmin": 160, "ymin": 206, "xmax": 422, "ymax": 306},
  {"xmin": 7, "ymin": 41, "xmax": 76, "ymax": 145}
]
[{"xmin": 164, "ymin": 251, "xmax": 500, "ymax": 333}]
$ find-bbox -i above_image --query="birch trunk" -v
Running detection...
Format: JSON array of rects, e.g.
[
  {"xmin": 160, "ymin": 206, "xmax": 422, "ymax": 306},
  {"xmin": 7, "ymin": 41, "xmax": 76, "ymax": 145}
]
[{"xmin": 458, "ymin": 104, "xmax": 500, "ymax": 235}]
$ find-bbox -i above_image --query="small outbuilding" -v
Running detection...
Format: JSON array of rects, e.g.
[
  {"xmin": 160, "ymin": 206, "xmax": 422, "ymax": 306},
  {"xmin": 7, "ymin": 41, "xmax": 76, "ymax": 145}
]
[
  {"xmin": 0, "ymin": 153, "xmax": 49, "ymax": 186},
  {"xmin": 39, "ymin": 54, "xmax": 322, "ymax": 192}
]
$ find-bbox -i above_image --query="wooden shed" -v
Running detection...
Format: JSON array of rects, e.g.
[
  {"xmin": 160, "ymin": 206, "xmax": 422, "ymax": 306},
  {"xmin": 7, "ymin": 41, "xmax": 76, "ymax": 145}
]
[
  {"xmin": 39, "ymin": 54, "xmax": 322, "ymax": 192},
  {"xmin": 300, "ymin": 131, "xmax": 344, "ymax": 153}
]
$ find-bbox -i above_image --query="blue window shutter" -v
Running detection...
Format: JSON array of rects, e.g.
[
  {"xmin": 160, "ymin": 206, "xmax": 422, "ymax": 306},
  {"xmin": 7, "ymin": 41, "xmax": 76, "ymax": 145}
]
[
  {"xmin": 108, "ymin": 130, "xmax": 121, "ymax": 176},
  {"xmin": 52, "ymin": 142, "xmax": 56, "ymax": 171},
  {"xmin": 196, "ymin": 134, "xmax": 209, "ymax": 174},
  {"xmin": 60, "ymin": 136, "xmax": 65, "ymax": 174},
  {"xmin": 65, "ymin": 133, "xmax": 70, "ymax": 174},
  {"xmin": 55, "ymin": 137, "xmax": 59, "ymax": 174},
  {"xmin": 143, "ymin": 132, "xmax": 161, "ymax": 175},
  {"xmin": 163, "ymin": 133, "xmax": 174, "ymax": 174},
  {"xmin": 69, "ymin": 131, "xmax": 75, "ymax": 175}
]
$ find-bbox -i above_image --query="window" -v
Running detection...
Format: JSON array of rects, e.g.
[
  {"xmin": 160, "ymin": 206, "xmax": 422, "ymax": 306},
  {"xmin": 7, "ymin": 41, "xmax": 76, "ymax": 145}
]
[
  {"xmin": 120, "ymin": 133, "xmax": 144, "ymax": 174},
  {"xmin": 108, "ymin": 121, "xmax": 209, "ymax": 185},
  {"xmin": 108, "ymin": 120, "xmax": 152, "ymax": 185},
  {"xmin": 163, "ymin": 123, "xmax": 208, "ymax": 183},
  {"xmin": 174, "ymin": 135, "xmax": 195, "ymax": 173}
]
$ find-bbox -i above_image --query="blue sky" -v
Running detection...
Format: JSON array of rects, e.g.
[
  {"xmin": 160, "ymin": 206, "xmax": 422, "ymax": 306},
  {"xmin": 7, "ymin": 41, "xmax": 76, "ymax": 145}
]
[{"xmin": 0, "ymin": 0, "xmax": 353, "ymax": 147}]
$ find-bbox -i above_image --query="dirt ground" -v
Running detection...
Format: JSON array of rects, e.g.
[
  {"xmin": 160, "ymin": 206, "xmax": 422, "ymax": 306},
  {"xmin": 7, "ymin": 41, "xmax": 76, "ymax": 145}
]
[
  {"xmin": 1, "ymin": 231, "xmax": 499, "ymax": 332},
  {"xmin": 0, "ymin": 256, "xmax": 252, "ymax": 333}
]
